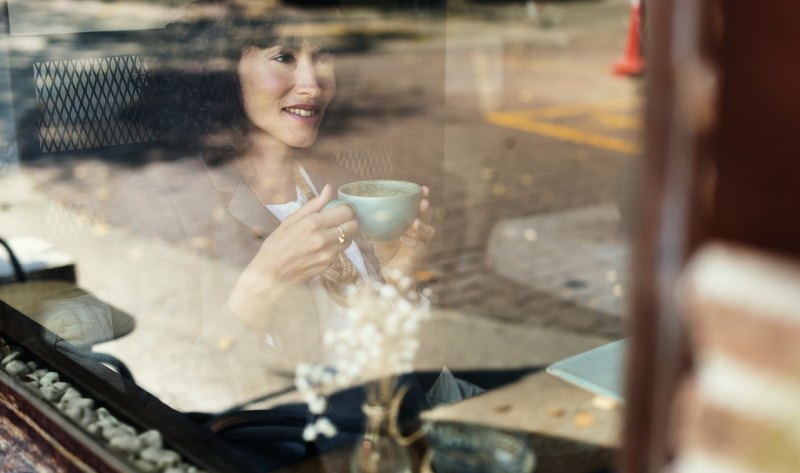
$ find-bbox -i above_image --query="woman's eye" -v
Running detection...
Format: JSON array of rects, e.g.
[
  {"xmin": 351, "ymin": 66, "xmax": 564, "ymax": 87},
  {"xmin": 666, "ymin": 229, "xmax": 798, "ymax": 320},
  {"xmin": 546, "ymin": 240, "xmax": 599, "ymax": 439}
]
[{"xmin": 273, "ymin": 53, "xmax": 295, "ymax": 64}]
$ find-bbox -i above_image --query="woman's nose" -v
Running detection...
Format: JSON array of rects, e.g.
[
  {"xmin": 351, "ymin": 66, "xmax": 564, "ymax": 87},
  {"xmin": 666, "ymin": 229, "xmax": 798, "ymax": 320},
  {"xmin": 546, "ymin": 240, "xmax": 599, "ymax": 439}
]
[{"xmin": 295, "ymin": 58, "xmax": 324, "ymax": 97}]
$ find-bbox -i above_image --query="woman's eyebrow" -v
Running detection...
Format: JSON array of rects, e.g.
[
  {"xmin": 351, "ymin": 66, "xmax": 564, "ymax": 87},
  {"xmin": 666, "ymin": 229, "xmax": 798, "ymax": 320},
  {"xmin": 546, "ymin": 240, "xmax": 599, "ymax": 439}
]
[
  {"xmin": 273, "ymin": 36, "xmax": 304, "ymax": 49},
  {"xmin": 252, "ymin": 36, "xmax": 328, "ymax": 56},
  {"xmin": 248, "ymin": 33, "xmax": 293, "ymax": 50}
]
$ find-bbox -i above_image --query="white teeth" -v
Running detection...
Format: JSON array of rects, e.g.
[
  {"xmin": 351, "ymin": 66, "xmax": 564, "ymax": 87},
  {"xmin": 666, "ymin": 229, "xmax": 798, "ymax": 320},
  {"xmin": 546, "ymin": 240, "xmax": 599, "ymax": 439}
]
[{"xmin": 286, "ymin": 108, "xmax": 315, "ymax": 117}]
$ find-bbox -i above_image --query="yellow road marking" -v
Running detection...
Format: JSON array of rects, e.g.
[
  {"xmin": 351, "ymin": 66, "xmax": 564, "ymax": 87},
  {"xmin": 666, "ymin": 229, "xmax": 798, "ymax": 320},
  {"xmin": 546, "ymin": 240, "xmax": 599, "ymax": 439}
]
[
  {"xmin": 486, "ymin": 111, "xmax": 639, "ymax": 155},
  {"xmin": 522, "ymin": 99, "xmax": 637, "ymax": 120},
  {"xmin": 591, "ymin": 113, "xmax": 642, "ymax": 130}
]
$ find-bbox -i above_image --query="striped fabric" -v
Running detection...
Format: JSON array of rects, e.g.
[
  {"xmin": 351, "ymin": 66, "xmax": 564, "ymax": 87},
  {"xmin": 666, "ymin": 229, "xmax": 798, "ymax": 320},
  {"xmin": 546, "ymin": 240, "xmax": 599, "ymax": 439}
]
[{"xmin": 671, "ymin": 243, "xmax": 800, "ymax": 473}]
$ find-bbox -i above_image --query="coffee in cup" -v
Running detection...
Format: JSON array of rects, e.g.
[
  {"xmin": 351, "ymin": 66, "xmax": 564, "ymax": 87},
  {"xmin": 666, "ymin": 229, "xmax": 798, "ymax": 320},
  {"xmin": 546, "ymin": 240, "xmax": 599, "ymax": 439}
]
[{"xmin": 325, "ymin": 180, "xmax": 421, "ymax": 242}]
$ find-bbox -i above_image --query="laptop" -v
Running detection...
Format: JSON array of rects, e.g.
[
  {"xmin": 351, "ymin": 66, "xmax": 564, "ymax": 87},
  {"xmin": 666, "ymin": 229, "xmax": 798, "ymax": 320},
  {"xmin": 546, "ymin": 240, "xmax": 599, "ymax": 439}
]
[{"xmin": 546, "ymin": 339, "xmax": 627, "ymax": 404}]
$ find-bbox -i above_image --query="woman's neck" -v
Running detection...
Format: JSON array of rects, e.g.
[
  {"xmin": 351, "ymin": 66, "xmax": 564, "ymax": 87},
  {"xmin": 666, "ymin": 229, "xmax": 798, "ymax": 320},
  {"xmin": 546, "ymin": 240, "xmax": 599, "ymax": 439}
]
[{"xmin": 238, "ymin": 134, "xmax": 298, "ymax": 205}]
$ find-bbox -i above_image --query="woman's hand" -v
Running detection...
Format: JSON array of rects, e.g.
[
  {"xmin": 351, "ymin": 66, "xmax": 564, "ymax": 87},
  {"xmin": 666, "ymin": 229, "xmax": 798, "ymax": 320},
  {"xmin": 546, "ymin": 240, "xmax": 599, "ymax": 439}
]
[
  {"xmin": 228, "ymin": 184, "xmax": 357, "ymax": 315},
  {"xmin": 373, "ymin": 186, "xmax": 436, "ymax": 280}
]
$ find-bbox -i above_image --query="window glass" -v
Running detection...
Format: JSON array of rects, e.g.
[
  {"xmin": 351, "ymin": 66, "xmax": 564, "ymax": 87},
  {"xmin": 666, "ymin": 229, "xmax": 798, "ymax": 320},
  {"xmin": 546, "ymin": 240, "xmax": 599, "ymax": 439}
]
[{"xmin": 0, "ymin": 0, "xmax": 639, "ymax": 469}]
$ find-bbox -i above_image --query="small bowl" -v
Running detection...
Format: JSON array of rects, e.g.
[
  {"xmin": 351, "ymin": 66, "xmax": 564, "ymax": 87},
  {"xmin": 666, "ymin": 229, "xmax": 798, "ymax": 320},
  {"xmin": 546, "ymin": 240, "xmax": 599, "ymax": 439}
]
[{"xmin": 425, "ymin": 421, "xmax": 536, "ymax": 473}]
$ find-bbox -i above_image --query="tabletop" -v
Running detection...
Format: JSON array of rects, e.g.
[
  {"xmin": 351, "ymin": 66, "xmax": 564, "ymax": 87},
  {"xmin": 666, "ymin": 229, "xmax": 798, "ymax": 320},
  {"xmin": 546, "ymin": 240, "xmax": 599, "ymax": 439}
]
[{"xmin": 278, "ymin": 369, "xmax": 621, "ymax": 473}]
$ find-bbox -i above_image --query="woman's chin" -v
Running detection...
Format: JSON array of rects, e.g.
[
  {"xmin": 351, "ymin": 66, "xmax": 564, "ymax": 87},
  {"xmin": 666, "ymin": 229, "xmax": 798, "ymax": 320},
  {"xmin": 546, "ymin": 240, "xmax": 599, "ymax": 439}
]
[{"xmin": 288, "ymin": 135, "xmax": 319, "ymax": 149}]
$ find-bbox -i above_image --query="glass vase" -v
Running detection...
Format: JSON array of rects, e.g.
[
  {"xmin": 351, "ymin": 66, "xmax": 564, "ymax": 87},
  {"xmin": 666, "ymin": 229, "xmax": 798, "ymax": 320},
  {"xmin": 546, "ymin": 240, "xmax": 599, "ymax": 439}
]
[{"xmin": 350, "ymin": 377, "xmax": 412, "ymax": 473}]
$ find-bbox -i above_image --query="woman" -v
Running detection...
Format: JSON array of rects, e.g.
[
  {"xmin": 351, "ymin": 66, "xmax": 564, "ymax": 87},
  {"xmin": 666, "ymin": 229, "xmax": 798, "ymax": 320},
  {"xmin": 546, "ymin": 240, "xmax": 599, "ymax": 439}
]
[
  {"xmin": 149, "ymin": 1, "xmax": 435, "ymax": 350},
  {"xmin": 143, "ymin": 0, "xmax": 440, "ymax": 438},
  {"xmin": 223, "ymin": 22, "xmax": 436, "ymax": 340},
  {"xmin": 140, "ymin": 5, "xmax": 500, "ymax": 470}
]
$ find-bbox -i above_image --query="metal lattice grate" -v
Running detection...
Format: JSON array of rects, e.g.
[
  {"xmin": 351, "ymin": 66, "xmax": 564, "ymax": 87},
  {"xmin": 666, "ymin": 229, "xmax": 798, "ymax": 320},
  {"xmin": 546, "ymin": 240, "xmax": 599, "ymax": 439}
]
[
  {"xmin": 33, "ymin": 55, "xmax": 157, "ymax": 154},
  {"xmin": 331, "ymin": 144, "xmax": 397, "ymax": 180}
]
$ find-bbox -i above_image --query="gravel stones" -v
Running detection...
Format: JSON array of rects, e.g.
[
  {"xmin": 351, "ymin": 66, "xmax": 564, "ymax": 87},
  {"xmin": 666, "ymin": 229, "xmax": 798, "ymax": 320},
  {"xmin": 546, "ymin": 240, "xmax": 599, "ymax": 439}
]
[{"xmin": 0, "ymin": 336, "xmax": 205, "ymax": 473}]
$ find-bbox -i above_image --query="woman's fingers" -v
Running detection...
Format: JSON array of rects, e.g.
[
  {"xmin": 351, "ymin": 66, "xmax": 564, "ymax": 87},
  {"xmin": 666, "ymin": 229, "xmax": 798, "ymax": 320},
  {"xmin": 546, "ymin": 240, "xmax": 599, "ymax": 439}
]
[
  {"xmin": 325, "ymin": 219, "xmax": 359, "ymax": 246},
  {"xmin": 417, "ymin": 187, "xmax": 433, "ymax": 226},
  {"xmin": 270, "ymin": 236, "xmax": 347, "ymax": 284},
  {"xmin": 420, "ymin": 221, "xmax": 436, "ymax": 243},
  {"xmin": 289, "ymin": 243, "xmax": 347, "ymax": 280},
  {"xmin": 404, "ymin": 218, "xmax": 436, "ymax": 243},
  {"xmin": 418, "ymin": 198, "xmax": 433, "ymax": 224},
  {"xmin": 318, "ymin": 201, "xmax": 356, "ymax": 228},
  {"xmin": 285, "ymin": 184, "xmax": 335, "ymax": 223},
  {"xmin": 391, "ymin": 186, "xmax": 436, "ymax": 248},
  {"xmin": 282, "ymin": 186, "xmax": 357, "ymax": 243},
  {"xmin": 413, "ymin": 188, "xmax": 435, "ymax": 243},
  {"xmin": 400, "ymin": 234, "xmax": 419, "ymax": 248}
]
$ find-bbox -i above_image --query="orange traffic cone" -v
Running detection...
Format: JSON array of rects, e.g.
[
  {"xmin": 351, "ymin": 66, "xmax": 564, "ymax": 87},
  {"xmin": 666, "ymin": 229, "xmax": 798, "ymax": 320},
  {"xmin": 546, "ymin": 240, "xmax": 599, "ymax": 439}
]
[{"xmin": 612, "ymin": 0, "xmax": 645, "ymax": 77}]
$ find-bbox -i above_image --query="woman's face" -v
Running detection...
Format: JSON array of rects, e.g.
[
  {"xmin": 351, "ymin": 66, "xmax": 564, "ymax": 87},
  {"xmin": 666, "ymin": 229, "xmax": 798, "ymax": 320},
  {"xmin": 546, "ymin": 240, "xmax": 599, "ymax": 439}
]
[{"xmin": 237, "ymin": 39, "xmax": 336, "ymax": 148}]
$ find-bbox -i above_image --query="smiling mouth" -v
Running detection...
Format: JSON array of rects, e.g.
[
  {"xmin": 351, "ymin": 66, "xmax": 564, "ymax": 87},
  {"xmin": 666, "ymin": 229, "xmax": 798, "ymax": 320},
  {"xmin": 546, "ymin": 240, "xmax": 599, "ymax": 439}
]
[{"xmin": 284, "ymin": 107, "xmax": 319, "ymax": 118}]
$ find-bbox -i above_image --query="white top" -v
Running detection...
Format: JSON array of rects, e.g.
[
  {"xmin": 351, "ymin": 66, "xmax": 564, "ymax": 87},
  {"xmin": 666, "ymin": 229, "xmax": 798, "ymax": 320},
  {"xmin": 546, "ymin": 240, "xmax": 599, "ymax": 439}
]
[{"xmin": 265, "ymin": 185, "xmax": 370, "ymax": 358}]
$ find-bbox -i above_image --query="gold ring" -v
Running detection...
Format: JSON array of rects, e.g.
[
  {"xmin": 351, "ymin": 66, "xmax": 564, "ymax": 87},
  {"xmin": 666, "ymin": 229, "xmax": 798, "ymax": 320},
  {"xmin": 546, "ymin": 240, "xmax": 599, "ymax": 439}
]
[{"xmin": 337, "ymin": 225, "xmax": 347, "ymax": 244}]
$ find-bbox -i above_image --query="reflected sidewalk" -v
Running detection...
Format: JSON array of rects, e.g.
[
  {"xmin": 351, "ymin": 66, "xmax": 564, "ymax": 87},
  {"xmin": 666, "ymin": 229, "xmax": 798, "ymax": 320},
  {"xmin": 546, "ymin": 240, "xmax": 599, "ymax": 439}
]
[{"xmin": 0, "ymin": 167, "xmax": 614, "ymax": 414}]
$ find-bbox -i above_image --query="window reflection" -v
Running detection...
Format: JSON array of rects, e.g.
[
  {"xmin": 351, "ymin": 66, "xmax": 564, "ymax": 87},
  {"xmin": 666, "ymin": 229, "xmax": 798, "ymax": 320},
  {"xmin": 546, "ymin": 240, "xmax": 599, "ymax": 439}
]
[{"xmin": 0, "ymin": 0, "xmax": 637, "ymax": 470}]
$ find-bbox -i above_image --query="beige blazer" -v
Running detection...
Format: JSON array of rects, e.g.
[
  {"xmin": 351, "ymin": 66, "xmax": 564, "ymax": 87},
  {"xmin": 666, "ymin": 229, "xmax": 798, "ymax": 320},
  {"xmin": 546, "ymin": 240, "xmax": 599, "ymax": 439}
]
[{"xmin": 121, "ymin": 154, "xmax": 380, "ymax": 412}]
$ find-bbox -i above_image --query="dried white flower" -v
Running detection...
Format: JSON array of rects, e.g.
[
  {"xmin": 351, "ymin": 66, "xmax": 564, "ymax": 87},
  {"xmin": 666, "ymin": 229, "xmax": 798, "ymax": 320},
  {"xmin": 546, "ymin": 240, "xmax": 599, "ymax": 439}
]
[
  {"xmin": 295, "ymin": 377, "xmax": 310, "ymax": 392},
  {"xmin": 308, "ymin": 396, "xmax": 327, "ymax": 415},
  {"xmin": 314, "ymin": 417, "xmax": 337, "ymax": 438},
  {"xmin": 302, "ymin": 424, "xmax": 318, "ymax": 442},
  {"xmin": 396, "ymin": 299, "xmax": 412, "ymax": 313},
  {"xmin": 379, "ymin": 284, "xmax": 398, "ymax": 300},
  {"xmin": 294, "ymin": 279, "xmax": 433, "ymax": 441}
]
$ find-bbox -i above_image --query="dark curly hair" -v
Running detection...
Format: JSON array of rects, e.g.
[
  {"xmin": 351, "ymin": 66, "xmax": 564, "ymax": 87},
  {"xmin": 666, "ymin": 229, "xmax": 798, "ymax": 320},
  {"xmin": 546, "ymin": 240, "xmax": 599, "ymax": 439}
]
[{"xmin": 143, "ymin": 1, "xmax": 337, "ymax": 162}]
